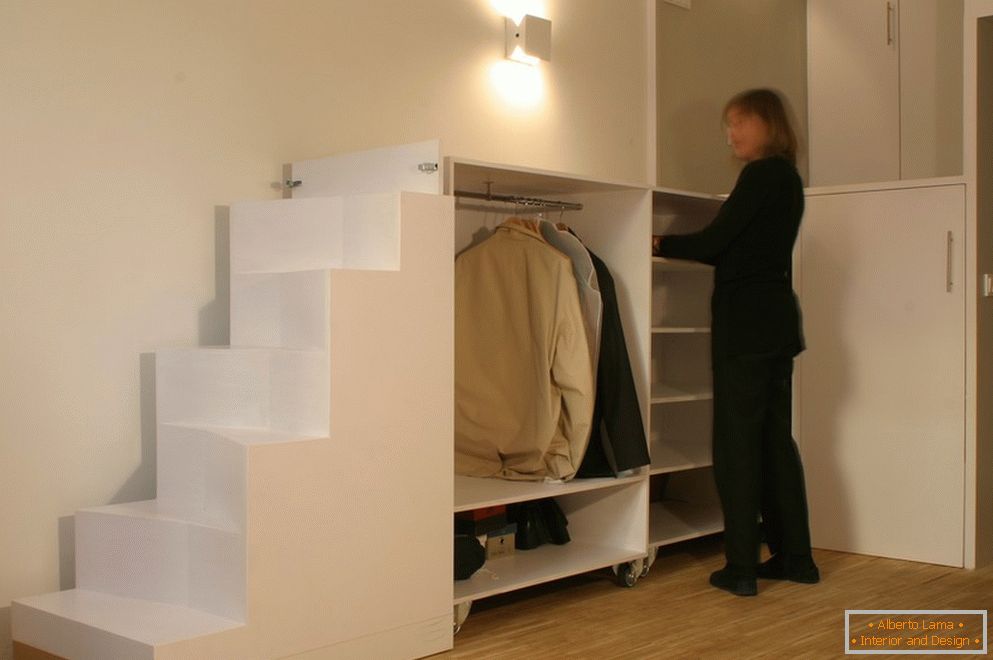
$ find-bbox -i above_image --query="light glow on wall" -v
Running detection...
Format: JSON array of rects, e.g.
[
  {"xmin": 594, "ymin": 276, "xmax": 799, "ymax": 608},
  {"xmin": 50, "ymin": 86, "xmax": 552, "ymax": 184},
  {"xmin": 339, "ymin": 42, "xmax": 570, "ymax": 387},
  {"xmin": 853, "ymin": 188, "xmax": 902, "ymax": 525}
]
[{"xmin": 489, "ymin": 59, "xmax": 544, "ymax": 108}]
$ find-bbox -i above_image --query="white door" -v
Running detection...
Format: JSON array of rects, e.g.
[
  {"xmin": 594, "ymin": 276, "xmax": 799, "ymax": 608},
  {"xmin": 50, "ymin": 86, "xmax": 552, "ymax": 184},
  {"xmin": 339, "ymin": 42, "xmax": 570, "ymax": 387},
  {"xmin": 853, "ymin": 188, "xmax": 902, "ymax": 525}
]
[
  {"xmin": 796, "ymin": 184, "xmax": 965, "ymax": 566},
  {"xmin": 808, "ymin": 0, "xmax": 900, "ymax": 185},
  {"xmin": 289, "ymin": 139, "xmax": 441, "ymax": 197}
]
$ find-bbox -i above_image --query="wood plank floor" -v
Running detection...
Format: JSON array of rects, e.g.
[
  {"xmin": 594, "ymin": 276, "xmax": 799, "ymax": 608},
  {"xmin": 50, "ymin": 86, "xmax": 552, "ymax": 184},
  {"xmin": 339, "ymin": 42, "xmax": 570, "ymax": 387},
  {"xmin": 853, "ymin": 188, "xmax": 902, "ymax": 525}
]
[{"xmin": 438, "ymin": 534, "xmax": 993, "ymax": 658}]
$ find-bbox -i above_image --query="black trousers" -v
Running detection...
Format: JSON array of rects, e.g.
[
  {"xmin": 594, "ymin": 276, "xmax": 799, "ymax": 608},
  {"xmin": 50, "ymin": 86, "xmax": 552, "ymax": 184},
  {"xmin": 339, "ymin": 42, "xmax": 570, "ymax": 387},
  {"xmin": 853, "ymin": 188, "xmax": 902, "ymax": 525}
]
[{"xmin": 711, "ymin": 349, "xmax": 813, "ymax": 575}]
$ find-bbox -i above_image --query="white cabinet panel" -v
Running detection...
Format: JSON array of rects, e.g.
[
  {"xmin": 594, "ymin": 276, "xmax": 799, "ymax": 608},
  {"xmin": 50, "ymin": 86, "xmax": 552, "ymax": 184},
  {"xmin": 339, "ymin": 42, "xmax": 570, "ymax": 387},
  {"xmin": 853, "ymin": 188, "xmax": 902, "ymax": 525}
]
[
  {"xmin": 290, "ymin": 139, "xmax": 441, "ymax": 196},
  {"xmin": 798, "ymin": 184, "xmax": 965, "ymax": 566},
  {"xmin": 808, "ymin": 0, "xmax": 901, "ymax": 185},
  {"xmin": 808, "ymin": 0, "xmax": 963, "ymax": 185}
]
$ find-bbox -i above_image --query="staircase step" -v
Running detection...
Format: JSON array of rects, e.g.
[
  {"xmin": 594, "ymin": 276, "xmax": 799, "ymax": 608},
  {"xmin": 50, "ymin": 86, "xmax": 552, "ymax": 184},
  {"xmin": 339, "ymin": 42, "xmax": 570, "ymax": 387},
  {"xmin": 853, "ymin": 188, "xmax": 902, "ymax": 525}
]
[
  {"xmin": 231, "ymin": 269, "xmax": 329, "ymax": 350},
  {"xmin": 162, "ymin": 422, "xmax": 326, "ymax": 445},
  {"xmin": 230, "ymin": 193, "xmax": 400, "ymax": 275},
  {"xmin": 75, "ymin": 500, "xmax": 244, "ymax": 620},
  {"xmin": 157, "ymin": 423, "xmax": 326, "ymax": 529},
  {"xmin": 12, "ymin": 588, "xmax": 243, "ymax": 660},
  {"xmin": 155, "ymin": 347, "xmax": 328, "ymax": 435}
]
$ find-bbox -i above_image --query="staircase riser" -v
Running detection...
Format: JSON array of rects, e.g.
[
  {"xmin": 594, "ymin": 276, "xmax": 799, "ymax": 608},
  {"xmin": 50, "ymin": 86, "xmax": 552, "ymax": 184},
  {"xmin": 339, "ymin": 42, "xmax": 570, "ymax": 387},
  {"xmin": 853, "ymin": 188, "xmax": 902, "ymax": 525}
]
[
  {"xmin": 229, "ymin": 194, "xmax": 400, "ymax": 274},
  {"xmin": 230, "ymin": 271, "xmax": 328, "ymax": 351},
  {"xmin": 156, "ymin": 425, "xmax": 246, "ymax": 532},
  {"xmin": 155, "ymin": 349, "xmax": 329, "ymax": 435},
  {"xmin": 75, "ymin": 512, "xmax": 245, "ymax": 620}
]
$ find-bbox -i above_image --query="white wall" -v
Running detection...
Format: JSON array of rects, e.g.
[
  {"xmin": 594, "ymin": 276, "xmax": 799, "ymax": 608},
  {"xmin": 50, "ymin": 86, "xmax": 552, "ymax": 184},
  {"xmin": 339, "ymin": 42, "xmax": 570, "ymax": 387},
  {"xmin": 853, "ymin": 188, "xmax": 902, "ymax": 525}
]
[
  {"xmin": 0, "ymin": 1, "xmax": 649, "ymax": 655},
  {"xmin": 657, "ymin": 0, "xmax": 808, "ymax": 193}
]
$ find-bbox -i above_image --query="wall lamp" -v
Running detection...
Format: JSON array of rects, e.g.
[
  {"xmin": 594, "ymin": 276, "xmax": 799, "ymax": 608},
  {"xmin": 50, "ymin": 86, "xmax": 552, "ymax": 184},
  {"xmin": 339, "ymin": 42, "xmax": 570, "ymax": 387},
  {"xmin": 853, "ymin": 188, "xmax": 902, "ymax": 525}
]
[{"xmin": 505, "ymin": 14, "xmax": 551, "ymax": 65}]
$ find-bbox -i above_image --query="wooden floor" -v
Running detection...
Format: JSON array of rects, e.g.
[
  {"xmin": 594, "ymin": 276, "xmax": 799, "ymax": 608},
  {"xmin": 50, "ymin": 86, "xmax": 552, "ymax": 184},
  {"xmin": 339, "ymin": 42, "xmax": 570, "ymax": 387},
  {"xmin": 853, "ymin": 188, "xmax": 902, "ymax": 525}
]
[{"xmin": 438, "ymin": 534, "xmax": 993, "ymax": 659}]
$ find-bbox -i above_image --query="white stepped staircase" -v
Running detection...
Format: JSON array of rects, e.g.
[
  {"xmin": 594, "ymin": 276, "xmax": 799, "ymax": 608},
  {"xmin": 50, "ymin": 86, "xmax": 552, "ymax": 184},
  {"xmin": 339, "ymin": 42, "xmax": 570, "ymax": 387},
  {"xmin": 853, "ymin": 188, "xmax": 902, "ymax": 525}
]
[{"xmin": 13, "ymin": 143, "xmax": 455, "ymax": 659}]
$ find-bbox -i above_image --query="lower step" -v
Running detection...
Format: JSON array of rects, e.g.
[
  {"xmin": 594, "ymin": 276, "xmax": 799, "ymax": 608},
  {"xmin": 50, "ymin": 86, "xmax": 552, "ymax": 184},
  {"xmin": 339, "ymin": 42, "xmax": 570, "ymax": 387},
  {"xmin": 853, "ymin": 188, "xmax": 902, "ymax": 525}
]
[
  {"xmin": 11, "ymin": 589, "xmax": 244, "ymax": 660},
  {"xmin": 75, "ymin": 500, "xmax": 245, "ymax": 620}
]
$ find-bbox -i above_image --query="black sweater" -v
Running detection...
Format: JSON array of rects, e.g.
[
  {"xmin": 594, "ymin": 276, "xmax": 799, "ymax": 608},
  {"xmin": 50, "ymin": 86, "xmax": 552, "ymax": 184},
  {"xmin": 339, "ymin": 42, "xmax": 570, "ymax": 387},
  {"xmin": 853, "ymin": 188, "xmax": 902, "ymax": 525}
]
[{"xmin": 658, "ymin": 155, "xmax": 806, "ymax": 361}]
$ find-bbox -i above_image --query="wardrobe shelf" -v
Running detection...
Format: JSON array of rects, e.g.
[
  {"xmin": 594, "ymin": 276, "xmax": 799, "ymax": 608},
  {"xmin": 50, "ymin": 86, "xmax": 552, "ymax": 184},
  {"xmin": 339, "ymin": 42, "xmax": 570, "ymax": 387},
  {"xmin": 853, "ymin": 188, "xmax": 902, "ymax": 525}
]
[
  {"xmin": 651, "ymin": 326, "xmax": 711, "ymax": 334},
  {"xmin": 651, "ymin": 257, "xmax": 713, "ymax": 271},
  {"xmin": 652, "ymin": 186, "xmax": 724, "ymax": 201},
  {"xmin": 454, "ymin": 473, "xmax": 645, "ymax": 513},
  {"xmin": 649, "ymin": 496, "xmax": 724, "ymax": 548},
  {"xmin": 453, "ymin": 541, "xmax": 644, "ymax": 605},
  {"xmin": 649, "ymin": 441, "xmax": 713, "ymax": 475},
  {"xmin": 650, "ymin": 384, "xmax": 713, "ymax": 404}
]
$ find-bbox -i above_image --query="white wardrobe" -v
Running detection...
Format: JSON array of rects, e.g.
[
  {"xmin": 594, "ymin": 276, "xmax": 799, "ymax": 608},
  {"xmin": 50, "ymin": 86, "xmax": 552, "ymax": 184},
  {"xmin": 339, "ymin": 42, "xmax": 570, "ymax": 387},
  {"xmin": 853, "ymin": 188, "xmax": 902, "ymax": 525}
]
[{"xmin": 797, "ymin": 178, "xmax": 967, "ymax": 567}]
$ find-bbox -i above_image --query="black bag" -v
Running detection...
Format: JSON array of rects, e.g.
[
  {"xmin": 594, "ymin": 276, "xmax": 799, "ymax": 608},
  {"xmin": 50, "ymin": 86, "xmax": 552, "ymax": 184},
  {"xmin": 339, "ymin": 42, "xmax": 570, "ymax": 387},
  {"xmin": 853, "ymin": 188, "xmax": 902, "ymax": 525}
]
[
  {"xmin": 454, "ymin": 534, "xmax": 486, "ymax": 580},
  {"xmin": 507, "ymin": 498, "xmax": 570, "ymax": 550}
]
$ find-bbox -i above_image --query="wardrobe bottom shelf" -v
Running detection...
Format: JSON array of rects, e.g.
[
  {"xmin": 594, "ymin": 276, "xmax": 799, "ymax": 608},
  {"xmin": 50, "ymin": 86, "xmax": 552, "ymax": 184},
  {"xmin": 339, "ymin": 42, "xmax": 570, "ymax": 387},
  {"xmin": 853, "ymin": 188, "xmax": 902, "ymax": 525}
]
[
  {"xmin": 453, "ymin": 541, "xmax": 644, "ymax": 605},
  {"xmin": 649, "ymin": 497, "xmax": 724, "ymax": 548}
]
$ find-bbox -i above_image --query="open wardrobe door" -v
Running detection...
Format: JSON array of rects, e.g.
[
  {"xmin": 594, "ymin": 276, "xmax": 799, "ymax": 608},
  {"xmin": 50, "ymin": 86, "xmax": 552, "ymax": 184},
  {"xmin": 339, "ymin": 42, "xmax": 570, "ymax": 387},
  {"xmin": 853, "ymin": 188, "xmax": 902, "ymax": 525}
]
[{"xmin": 287, "ymin": 139, "xmax": 442, "ymax": 197}]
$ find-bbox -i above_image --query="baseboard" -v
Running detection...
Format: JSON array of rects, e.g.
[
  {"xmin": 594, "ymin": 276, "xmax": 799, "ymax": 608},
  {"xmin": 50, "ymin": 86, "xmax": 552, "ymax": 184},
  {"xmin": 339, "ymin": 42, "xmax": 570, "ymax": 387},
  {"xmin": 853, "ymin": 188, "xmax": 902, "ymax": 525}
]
[{"xmin": 279, "ymin": 613, "xmax": 452, "ymax": 660}]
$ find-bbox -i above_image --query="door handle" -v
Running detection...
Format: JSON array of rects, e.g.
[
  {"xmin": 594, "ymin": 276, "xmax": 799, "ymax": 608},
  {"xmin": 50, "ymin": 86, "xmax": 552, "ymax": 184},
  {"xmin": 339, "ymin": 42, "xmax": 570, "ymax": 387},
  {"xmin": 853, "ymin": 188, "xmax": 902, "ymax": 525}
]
[
  {"xmin": 886, "ymin": 2, "xmax": 895, "ymax": 46},
  {"xmin": 946, "ymin": 230, "xmax": 954, "ymax": 293}
]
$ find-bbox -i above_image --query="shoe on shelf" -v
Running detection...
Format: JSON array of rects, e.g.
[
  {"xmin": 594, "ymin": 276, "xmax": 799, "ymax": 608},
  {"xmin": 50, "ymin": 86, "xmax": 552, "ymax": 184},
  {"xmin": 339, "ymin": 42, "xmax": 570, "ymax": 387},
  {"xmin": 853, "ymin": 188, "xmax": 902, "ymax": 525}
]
[
  {"xmin": 756, "ymin": 553, "xmax": 820, "ymax": 583},
  {"xmin": 709, "ymin": 565, "xmax": 757, "ymax": 596}
]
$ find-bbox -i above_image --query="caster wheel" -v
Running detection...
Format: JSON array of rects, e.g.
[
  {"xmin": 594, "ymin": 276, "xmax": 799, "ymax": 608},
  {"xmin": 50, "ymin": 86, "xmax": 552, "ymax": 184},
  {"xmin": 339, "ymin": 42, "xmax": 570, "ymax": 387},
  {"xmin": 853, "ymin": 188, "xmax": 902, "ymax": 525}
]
[
  {"xmin": 641, "ymin": 547, "xmax": 658, "ymax": 578},
  {"xmin": 615, "ymin": 560, "xmax": 640, "ymax": 588},
  {"xmin": 453, "ymin": 601, "xmax": 472, "ymax": 635}
]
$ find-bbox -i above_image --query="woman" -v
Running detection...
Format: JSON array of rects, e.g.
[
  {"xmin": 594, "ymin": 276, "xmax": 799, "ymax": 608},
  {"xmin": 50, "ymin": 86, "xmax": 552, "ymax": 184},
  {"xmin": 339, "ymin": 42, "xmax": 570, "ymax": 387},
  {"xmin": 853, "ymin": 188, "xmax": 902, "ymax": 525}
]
[{"xmin": 657, "ymin": 88, "xmax": 819, "ymax": 597}]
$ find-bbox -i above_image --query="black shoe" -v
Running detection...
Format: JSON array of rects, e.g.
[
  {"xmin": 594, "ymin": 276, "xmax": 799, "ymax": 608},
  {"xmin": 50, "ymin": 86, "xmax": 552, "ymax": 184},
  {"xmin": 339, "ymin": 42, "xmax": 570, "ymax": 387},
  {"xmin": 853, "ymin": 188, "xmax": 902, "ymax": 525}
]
[
  {"xmin": 756, "ymin": 553, "xmax": 820, "ymax": 583},
  {"xmin": 709, "ymin": 566, "xmax": 757, "ymax": 596}
]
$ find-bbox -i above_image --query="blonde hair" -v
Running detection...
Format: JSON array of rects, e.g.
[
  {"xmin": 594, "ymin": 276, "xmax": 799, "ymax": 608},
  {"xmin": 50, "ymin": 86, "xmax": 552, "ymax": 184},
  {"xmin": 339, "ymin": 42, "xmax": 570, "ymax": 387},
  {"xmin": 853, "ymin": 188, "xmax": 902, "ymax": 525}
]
[{"xmin": 723, "ymin": 88, "xmax": 798, "ymax": 165}]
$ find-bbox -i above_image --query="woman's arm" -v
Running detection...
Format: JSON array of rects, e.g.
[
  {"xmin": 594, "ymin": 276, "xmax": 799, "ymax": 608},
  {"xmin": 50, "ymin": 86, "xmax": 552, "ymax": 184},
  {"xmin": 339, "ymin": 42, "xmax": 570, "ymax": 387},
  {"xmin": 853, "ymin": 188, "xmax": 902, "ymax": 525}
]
[{"xmin": 657, "ymin": 159, "xmax": 776, "ymax": 264}]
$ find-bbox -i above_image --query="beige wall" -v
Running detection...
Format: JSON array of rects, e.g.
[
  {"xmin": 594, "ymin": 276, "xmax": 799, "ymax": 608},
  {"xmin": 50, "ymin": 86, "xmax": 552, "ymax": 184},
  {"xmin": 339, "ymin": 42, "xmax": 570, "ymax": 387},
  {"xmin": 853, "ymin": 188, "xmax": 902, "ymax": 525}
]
[
  {"xmin": 0, "ymin": 1, "xmax": 648, "ymax": 655},
  {"xmin": 657, "ymin": 0, "xmax": 808, "ymax": 193}
]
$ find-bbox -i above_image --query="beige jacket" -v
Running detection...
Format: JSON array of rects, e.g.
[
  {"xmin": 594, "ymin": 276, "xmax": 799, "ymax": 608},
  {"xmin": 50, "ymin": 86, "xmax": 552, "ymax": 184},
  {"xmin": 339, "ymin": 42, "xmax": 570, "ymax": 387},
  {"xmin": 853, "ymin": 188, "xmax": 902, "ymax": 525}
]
[{"xmin": 454, "ymin": 218, "xmax": 595, "ymax": 481}]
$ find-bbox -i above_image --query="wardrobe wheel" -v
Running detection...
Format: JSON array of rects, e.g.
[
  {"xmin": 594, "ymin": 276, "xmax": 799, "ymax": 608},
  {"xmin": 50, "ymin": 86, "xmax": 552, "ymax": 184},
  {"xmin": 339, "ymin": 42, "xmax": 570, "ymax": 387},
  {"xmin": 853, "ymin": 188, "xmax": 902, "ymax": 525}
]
[
  {"xmin": 616, "ymin": 561, "xmax": 640, "ymax": 588},
  {"xmin": 641, "ymin": 547, "xmax": 658, "ymax": 578},
  {"xmin": 453, "ymin": 600, "xmax": 472, "ymax": 635}
]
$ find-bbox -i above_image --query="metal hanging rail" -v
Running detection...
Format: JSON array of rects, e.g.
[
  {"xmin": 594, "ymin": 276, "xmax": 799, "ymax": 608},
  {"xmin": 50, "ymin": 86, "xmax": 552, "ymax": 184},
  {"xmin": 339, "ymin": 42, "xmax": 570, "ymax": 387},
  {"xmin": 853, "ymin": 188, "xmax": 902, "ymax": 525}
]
[{"xmin": 453, "ymin": 181, "xmax": 584, "ymax": 211}]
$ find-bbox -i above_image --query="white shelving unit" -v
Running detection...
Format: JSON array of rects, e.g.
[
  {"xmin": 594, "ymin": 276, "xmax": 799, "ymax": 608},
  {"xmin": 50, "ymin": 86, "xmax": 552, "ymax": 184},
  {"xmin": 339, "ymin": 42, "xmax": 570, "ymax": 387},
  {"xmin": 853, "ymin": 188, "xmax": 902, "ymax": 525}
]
[
  {"xmin": 650, "ymin": 383, "xmax": 713, "ymax": 404},
  {"xmin": 649, "ymin": 471, "xmax": 725, "ymax": 547},
  {"xmin": 648, "ymin": 190, "xmax": 726, "ymax": 553},
  {"xmin": 445, "ymin": 158, "xmax": 736, "ymax": 618},
  {"xmin": 652, "ymin": 256, "xmax": 713, "ymax": 271},
  {"xmin": 454, "ymin": 473, "xmax": 645, "ymax": 512},
  {"xmin": 652, "ymin": 326, "xmax": 712, "ymax": 334}
]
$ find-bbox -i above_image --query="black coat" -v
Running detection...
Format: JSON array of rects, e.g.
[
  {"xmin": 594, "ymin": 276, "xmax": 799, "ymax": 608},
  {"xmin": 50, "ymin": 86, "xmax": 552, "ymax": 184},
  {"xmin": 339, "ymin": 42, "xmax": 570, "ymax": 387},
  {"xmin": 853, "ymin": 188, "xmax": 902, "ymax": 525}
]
[
  {"xmin": 576, "ymin": 248, "xmax": 650, "ymax": 477},
  {"xmin": 658, "ymin": 155, "xmax": 806, "ymax": 362}
]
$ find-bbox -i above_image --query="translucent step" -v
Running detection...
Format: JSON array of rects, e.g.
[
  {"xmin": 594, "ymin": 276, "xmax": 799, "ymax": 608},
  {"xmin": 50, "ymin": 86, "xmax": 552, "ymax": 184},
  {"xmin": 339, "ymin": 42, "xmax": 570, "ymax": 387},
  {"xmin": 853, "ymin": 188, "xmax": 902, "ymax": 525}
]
[
  {"xmin": 156, "ymin": 422, "xmax": 325, "ymax": 531},
  {"xmin": 230, "ymin": 269, "xmax": 328, "ymax": 350},
  {"xmin": 75, "ymin": 500, "xmax": 245, "ymax": 621},
  {"xmin": 11, "ymin": 588, "xmax": 243, "ymax": 660},
  {"xmin": 230, "ymin": 193, "xmax": 401, "ymax": 275},
  {"xmin": 155, "ymin": 347, "xmax": 328, "ymax": 435}
]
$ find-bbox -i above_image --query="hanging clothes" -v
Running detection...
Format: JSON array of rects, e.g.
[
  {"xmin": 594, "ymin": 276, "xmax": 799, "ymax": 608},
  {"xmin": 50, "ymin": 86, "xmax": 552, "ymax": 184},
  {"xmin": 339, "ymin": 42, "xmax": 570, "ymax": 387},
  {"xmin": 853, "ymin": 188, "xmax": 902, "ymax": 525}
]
[
  {"xmin": 454, "ymin": 217, "xmax": 595, "ymax": 481},
  {"xmin": 537, "ymin": 219, "xmax": 603, "ymax": 379},
  {"xmin": 574, "ymin": 240, "xmax": 651, "ymax": 477}
]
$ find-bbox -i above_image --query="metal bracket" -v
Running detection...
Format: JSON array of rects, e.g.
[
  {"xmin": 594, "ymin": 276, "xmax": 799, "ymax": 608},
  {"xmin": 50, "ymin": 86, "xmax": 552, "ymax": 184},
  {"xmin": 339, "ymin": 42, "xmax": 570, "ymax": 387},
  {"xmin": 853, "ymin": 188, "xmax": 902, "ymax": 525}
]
[{"xmin": 418, "ymin": 162, "xmax": 439, "ymax": 173}]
